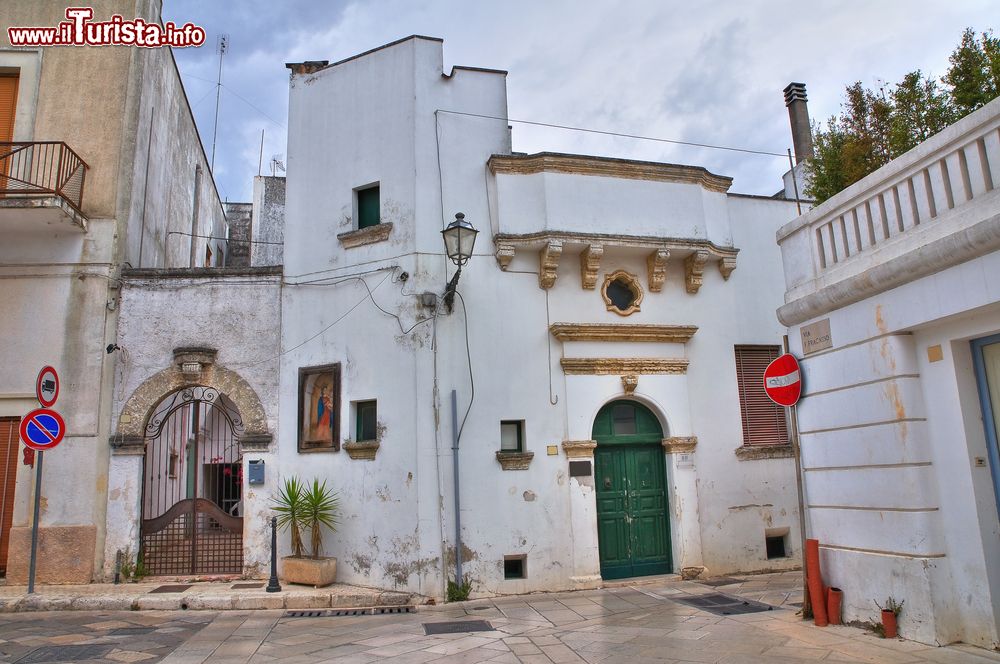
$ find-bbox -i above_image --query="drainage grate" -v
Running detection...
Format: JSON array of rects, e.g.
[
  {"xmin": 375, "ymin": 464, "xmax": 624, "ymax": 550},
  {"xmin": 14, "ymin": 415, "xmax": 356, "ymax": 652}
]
[
  {"xmin": 149, "ymin": 584, "xmax": 192, "ymax": 594},
  {"xmin": 231, "ymin": 582, "xmax": 264, "ymax": 589},
  {"xmin": 672, "ymin": 593, "xmax": 776, "ymax": 616},
  {"xmin": 697, "ymin": 577, "xmax": 744, "ymax": 587},
  {"xmin": 423, "ymin": 620, "xmax": 493, "ymax": 635},
  {"xmin": 16, "ymin": 645, "xmax": 116, "ymax": 662},
  {"xmin": 285, "ymin": 606, "xmax": 415, "ymax": 618},
  {"xmin": 110, "ymin": 627, "xmax": 157, "ymax": 636}
]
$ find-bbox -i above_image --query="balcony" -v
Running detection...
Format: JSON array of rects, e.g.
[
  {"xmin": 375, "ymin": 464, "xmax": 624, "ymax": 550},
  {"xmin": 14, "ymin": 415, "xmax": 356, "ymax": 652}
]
[
  {"xmin": 0, "ymin": 142, "xmax": 89, "ymax": 231},
  {"xmin": 776, "ymin": 97, "xmax": 1000, "ymax": 326}
]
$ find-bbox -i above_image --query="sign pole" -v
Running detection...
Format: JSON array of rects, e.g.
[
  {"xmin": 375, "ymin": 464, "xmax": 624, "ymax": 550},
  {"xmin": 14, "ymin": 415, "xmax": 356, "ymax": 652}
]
[
  {"xmin": 782, "ymin": 335, "xmax": 811, "ymax": 620},
  {"xmin": 27, "ymin": 450, "xmax": 43, "ymax": 595}
]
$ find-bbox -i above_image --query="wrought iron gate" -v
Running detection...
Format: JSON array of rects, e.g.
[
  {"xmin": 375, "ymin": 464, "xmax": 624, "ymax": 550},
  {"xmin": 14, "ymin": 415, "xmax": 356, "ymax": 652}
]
[{"xmin": 141, "ymin": 387, "xmax": 244, "ymax": 575}]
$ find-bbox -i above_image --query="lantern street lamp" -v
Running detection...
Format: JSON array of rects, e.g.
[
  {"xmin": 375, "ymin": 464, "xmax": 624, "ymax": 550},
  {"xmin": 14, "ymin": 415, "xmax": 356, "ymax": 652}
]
[{"xmin": 441, "ymin": 212, "xmax": 478, "ymax": 312}]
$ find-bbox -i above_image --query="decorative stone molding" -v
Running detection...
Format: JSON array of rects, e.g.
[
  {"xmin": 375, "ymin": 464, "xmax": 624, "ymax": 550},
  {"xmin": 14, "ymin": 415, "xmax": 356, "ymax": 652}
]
[
  {"xmin": 549, "ymin": 323, "xmax": 698, "ymax": 343},
  {"xmin": 735, "ymin": 444, "xmax": 795, "ymax": 461},
  {"xmin": 344, "ymin": 440, "xmax": 380, "ymax": 460},
  {"xmin": 579, "ymin": 244, "xmax": 604, "ymax": 289},
  {"xmin": 601, "ymin": 270, "xmax": 643, "ymax": 316},
  {"xmin": 495, "ymin": 242, "xmax": 515, "ymax": 271},
  {"xmin": 562, "ymin": 440, "xmax": 597, "ymax": 458},
  {"xmin": 109, "ymin": 434, "xmax": 145, "ymax": 456},
  {"xmin": 337, "ymin": 222, "xmax": 393, "ymax": 248},
  {"xmin": 539, "ymin": 240, "xmax": 563, "ymax": 289},
  {"xmin": 684, "ymin": 250, "xmax": 709, "ymax": 294},
  {"xmin": 173, "ymin": 347, "xmax": 217, "ymax": 370},
  {"xmin": 239, "ymin": 433, "xmax": 273, "ymax": 453},
  {"xmin": 496, "ymin": 451, "xmax": 534, "ymax": 470},
  {"xmin": 719, "ymin": 255, "xmax": 738, "ymax": 281},
  {"xmin": 560, "ymin": 358, "xmax": 688, "ymax": 375},
  {"xmin": 662, "ymin": 436, "xmax": 698, "ymax": 454},
  {"xmin": 646, "ymin": 249, "xmax": 670, "ymax": 292},
  {"xmin": 488, "ymin": 152, "xmax": 733, "ymax": 193},
  {"xmin": 621, "ymin": 375, "xmax": 638, "ymax": 395}
]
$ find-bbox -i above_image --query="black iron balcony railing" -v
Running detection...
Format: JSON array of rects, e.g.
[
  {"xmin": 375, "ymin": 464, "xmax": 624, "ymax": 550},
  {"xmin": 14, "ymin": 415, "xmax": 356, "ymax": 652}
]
[{"xmin": 0, "ymin": 141, "xmax": 88, "ymax": 214}]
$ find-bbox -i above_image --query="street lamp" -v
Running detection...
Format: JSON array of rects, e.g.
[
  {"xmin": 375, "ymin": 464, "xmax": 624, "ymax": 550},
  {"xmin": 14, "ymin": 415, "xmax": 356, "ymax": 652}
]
[{"xmin": 441, "ymin": 212, "xmax": 478, "ymax": 312}]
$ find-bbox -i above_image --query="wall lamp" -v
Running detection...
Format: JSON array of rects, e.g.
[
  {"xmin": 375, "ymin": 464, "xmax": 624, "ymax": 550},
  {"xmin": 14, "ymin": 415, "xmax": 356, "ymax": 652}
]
[{"xmin": 441, "ymin": 212, "xmax": 478, "ymax": 312}]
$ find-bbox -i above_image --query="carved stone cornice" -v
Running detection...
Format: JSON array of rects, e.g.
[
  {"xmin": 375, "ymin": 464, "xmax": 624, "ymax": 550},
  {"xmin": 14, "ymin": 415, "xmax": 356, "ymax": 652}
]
[
  {"xmin": 647, "ymin": 249, "xmax": 669, "ymax": 292},
  {"xmin": 735, "ymin": 444, "xmax": 794, "ymax": 461},
  {"xmin": 496, "ymin": 242, "xmax": 515, "ymax": 271},
  {"xmin": 496, "ymin": 451, "xmax": 534, "ymax": 470},
  {"xmin": 539, "ymin": 240, "xmax": 563, "ymax": 289},
  {"xmin": 240, "ymin": 433, "xmax": 273, "ymax": 453},
  {"xmin": 560, "ymin": 358, "xmax": 688, "ymax": 375},
  {"xmin": 684, "ymin": 250, "xmax": 709, "ymax": 294},
  {"xmin": 548, "ymin": 323, "xmax": 698, "ymax": 343},
  {"xmin": 562, "ymin": 440, "xmax": 597, "ymax": 458},
  {"xmin": 344, "ymin": 440, "xmax": 380, "ymax": 460},
  {"xmin": 580, "ymin": 244, "xmax": 603, "ymax": 289},
  {"xmin": 488, "ymin": 152, "xmax": 733, "ymax": 193},
  {"xmin": 109, "ymin": 435, "xmax": 145, "ymax": 456},
  {"xmin": 662, "ymin": 436, "xmax": 697, "ymax": 454},
  {"xmin": 337, "ymin": 222, "xmax": 393, "ymax": 248}
]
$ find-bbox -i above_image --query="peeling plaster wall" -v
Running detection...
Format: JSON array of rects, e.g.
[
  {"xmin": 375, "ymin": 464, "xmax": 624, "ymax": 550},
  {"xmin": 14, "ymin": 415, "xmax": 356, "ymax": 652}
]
[
  {"xmin": 251, "ymin": 176, "xmax": 285, "ymax": 267},
  {"xmin": 225, "ymin": 203, "xmax": 253, "ymax": 268}
]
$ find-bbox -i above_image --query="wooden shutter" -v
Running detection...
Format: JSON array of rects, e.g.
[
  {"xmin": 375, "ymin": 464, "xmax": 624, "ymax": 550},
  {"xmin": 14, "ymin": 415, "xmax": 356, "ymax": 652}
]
[
  {"xmin": 734, "ymin": 346, "xmax": 789, "ymax": 446},
  {"xmin": 0, "ymin": 75, "xmax": 18, "ymax": 143},
  {"xmin": 0, "ymin": 418, "xmax": 20, "ymax": 575}
]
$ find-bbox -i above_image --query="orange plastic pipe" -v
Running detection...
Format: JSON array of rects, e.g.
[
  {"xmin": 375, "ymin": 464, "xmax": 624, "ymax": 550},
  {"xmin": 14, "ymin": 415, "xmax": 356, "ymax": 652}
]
[
  {"xmin": 827, "ymin": 587, "xmax": 843, "ymax": 625},
  {"xmin": 805, "ymin": 539, "xmax": 829, "ymax": 626}
]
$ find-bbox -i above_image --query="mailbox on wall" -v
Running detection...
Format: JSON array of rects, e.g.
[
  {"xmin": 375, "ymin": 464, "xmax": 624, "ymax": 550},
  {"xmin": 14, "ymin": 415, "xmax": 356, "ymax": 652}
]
[{"xmin": 248, "ymin": 459, "xmax": 265, "ymax": 485}]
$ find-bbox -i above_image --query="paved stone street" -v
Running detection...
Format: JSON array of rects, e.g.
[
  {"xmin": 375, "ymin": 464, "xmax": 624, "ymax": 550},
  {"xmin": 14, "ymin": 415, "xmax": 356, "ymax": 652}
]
[{"xmin": 0, "ymin": 573, "xmax": 997, "ymax": 663}]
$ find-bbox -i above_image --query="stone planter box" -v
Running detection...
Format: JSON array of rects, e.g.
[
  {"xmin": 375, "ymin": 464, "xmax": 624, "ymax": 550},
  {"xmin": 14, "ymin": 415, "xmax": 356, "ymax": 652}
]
[{"xmin": 282, "ymin": 556, "xmax": 337, "ymax": 588}]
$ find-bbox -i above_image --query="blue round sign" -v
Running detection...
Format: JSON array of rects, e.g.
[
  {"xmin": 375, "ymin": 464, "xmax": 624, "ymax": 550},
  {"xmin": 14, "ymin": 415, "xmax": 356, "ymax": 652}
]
[{"xmin": 19, "ymin": 408, "xmax": 65, "ymax": 451}]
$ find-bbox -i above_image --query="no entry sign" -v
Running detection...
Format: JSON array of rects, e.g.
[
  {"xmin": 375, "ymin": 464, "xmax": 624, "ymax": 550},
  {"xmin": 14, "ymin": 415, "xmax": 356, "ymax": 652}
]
[
  {"xmin": 763, "ymin": 353, "xmax": 802, "ymax": 407},
  {"xmin": 19, "ymin": 408, "xmax": 66, "ymax": 451},
  {"xmin": 35, "ymin": 366, "xmax": 59, "ymax": 408}
]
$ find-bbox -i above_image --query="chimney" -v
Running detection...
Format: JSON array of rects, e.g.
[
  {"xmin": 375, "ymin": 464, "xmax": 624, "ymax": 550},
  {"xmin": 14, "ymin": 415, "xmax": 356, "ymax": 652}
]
[{"xmin": 783, "ymin": 82, "xmax": 813, "ymax": 163}]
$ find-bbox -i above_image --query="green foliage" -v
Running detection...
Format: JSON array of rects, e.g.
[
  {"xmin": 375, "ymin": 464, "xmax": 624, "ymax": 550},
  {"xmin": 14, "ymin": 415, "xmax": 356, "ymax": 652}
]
[
  {"xmin": 272, "ymin": 476, "xmax": 306, "ymax": 558},
  {"xmin": 446, "ymin": 577, "xmax": 472, "ymax": 602},
  {"xmin": 876, "ymin": 596, "xmax": 904, "ymax": 616},
  {"xmin": 118, "ymin": 547, "xmax": 147, "ymax": 582},
  {"xmin": 272, "ymin": 476, "xmax": 340, "ymax": 559},
  {"xmin": 806, "ymin": 27, "xmax": 997, "ymax": 204}
]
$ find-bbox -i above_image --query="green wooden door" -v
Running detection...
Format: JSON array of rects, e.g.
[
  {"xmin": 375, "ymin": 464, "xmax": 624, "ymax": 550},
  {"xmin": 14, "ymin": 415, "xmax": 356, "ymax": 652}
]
[{"xmin": 593, "ymin": 400, "xmax": 671, "ymax": 580}]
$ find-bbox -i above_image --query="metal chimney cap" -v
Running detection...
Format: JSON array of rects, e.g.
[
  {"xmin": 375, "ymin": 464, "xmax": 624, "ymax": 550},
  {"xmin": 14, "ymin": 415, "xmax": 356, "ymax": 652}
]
[{"xmin": 783, "ymin": 82, "xmax": 808, "ymax": 106}]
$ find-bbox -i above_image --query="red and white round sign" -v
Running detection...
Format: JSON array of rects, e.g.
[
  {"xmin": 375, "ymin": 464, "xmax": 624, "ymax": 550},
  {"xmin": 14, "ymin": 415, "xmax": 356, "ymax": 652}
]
[
  {"xmin": 35, "ymin": 366, "xmax": 59, "ymax": 408},
  {"xmin": 763, "ymin": 353, "xmax": 802, "ymax": 407}
]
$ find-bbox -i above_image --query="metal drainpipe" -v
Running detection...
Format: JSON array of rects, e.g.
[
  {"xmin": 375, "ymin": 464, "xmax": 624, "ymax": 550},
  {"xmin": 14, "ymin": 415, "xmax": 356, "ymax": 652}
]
[{"xmin": 451, "ymin": 389, "xmax": 462, "ymax": 585}]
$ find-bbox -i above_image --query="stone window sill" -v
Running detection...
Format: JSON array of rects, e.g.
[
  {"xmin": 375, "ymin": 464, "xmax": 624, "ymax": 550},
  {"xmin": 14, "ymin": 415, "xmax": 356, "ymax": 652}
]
[
  {"xmin": 735, "ymin": 443, "xmax": 794, "ymax": 461},
  {"xmin": 338, "ymin": 222, "xmax": 393, "ymax": 248},
  {"xmin": 344, "ymin": 440, "xmax": 380, "ymax": 460},
  {"xmin": 496, "ymin": 451, "xmax": 534, "ymax": 470}
]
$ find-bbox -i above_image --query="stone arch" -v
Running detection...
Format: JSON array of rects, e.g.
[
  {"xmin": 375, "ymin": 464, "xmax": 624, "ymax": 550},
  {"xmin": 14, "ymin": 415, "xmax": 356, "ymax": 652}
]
[{"xmin": 111, "ymin": 347, "xmax": 271, "ymax": 451}]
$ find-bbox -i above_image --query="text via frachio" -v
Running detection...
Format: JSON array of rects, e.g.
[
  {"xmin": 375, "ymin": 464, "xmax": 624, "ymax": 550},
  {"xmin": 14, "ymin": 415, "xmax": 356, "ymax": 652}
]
[{"xmin": 7, "ymin": 7, "xmax": 206, "ymax": 48}]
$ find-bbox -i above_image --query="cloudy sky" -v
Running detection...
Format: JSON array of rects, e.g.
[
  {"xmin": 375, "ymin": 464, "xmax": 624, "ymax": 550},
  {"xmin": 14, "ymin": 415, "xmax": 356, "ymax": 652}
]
[{"xmin": 163, "ymin": 0, "xmax": 995, "ymax": 202}]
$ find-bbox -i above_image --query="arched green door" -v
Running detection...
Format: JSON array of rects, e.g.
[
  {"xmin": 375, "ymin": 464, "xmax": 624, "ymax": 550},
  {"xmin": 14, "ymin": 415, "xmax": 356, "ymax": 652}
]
[{"xmin": 593, "ymin": 400, "xmax": 672, "ymax": 580}]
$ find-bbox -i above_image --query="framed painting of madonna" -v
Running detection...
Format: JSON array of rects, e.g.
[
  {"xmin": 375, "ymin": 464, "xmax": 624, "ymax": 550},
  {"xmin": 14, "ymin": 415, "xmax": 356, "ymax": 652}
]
[{"xmin": 298, "ymin": 363, "xmax": 341, "ymax": 451}]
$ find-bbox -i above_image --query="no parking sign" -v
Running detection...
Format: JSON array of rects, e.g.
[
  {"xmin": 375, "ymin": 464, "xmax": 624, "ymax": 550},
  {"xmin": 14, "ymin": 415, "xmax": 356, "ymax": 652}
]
[{"xmin": 19, "ymin": 408, "xmax": 66, "ymax": 451}]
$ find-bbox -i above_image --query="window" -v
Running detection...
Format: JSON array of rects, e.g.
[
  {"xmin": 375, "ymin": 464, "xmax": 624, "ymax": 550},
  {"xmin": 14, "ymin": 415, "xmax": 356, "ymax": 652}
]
[
  {"xmin": 734, "ymin": 345, "xmax": 789, "ymax": 446},
  {"xmin": 504, "ymin": 555, "xmax": 526, "ymax": 579},
  {"xmin": 601, "ymin": 270, "xmax": 643, "ymax": 316},
  {"xmin": 612, "ymin": 404, "xmax": 637, "ymax": 435},
  {"xmin": 500, "ymin": 420, "xmax": 524, "ymax": 452},
  {"xmin": 356, "ymin": 185, "xmax": 380, "ymax": 229},
  {"xmin": 356, "ymin": 400, "xmax": 377, "ymax": 442},
  {"xmin": 766, "ymin": 535, "xmax": 788, "ymax": 559}
]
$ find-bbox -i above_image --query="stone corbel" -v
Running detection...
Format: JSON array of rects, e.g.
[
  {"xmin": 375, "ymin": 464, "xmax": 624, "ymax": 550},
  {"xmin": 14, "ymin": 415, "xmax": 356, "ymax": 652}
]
[
  {"xmin": 662, "ymin": 436, "xmax": 697, "ymax": 454},
  {"xmin": 344, "ymin": 440, "xmax": 380, "ymax": 460},
  {"xmin": 719, "ymin": 255, "xmax": 737, "ymax": 281},
  {"xmin": 621, "ymin": 375, "xmax": 638, "ymax": 395},
  {"xmin": 495, "ymin": 242, "xmax": 515, "ymax": 271},
  {"xmin": 496, "ymin": 451, "xmax": 534, "ymax": 470},
  {"xmin": 539, "ymin": 240, "xmax": 563, "ymax": 289},
  {"xmin": 109, "ymin": 434, "xmax": 145, "ymax": 456},
  {"xmin": 239, "ymin": 433, "xmax": 273, "ymax": 453},
  {"xmin": 579, "ymin": 244, "xmax": 604, "ymax": 289},
  {"xmin": 684, "ymin": 250, "xmax": 709, "ymax": 294},
  {"xmin": 562, "ymin": 440, "xmax": 597, "ymax": 458},
  {"xmin": 646, "ymin": 249, "xmax": 669, "ymax": 292}
]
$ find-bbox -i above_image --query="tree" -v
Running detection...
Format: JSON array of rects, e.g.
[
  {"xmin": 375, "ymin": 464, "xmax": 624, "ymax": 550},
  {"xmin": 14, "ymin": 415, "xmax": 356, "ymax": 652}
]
[{"xmin": 806, "ymin": 28, "xmax": 996, "ymax": 204}]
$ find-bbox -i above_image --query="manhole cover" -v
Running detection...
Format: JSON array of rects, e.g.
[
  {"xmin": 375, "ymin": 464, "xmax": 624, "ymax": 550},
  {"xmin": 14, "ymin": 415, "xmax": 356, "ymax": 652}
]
[
  {"xmin": 231, "ymin": 583, "xmax": 264, "ymax": 589},
  {"xmin": 17, "ymin": 645, "xmax": 115, "ymax": 662},
  {"xmin": 698, "ymin": 577, "xmax": 744, "ymax": 587},
  {"xmin": 149, "ymin": 584, "xmax": 192, "ymax": 594},
  {"xmin": 110, "ymin": 627, "xmax": 157, "ymax": 635},
  {"xmin": 424, "ymin": 620, "xmax": 493, "ymax": 635},
  {"xmin": 672, "ymin": 593, "xmax": 776, "ymax": 616}
]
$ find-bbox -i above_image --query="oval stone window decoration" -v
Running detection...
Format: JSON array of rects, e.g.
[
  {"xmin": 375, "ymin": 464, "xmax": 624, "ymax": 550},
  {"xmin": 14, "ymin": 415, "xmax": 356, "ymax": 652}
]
[{"xmin": 601, "ymin": 270, "xmax": 643, "ymax": 316}]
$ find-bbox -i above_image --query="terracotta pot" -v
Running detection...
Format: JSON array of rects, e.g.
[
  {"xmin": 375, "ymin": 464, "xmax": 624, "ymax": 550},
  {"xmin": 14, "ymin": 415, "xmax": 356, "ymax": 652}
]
[
  {"xmin": 826, "ymin": 587, "xmax": 842, "ymax": 625},
  {"xmin": 805, "ymin": 539, "xmax": 829, "ymax": 626},
  {"xmin": 882, "ymin": 609, "xmax": 898, "ymax": 638}
]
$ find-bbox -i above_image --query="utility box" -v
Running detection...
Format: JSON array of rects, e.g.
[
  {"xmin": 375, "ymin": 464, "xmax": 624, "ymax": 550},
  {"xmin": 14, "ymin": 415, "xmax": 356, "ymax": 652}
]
[{"xmin": 248, "ymin": 459, "xmax": 265, "ymax": 485}]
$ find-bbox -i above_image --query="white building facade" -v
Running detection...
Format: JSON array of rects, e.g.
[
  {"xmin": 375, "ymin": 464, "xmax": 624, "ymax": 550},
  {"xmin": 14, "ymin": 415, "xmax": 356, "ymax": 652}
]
[{"xmin": 777, "ymin": 97, "xmax": 1000, "ymax": 647}]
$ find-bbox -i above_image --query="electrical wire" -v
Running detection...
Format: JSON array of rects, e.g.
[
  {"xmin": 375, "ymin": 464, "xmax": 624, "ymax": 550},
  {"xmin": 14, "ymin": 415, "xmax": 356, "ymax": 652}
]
[
  {"xmin": 436, "ymin": 108, "xmax": 789, "ymax": 158},
  {"xmin": 166, "ymin": 230, "xmax": 283, "ymax": 245}
]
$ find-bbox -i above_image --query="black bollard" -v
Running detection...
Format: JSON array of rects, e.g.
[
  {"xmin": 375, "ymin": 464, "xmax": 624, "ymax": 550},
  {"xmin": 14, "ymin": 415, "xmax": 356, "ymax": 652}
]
[{"xmin": 266, "ymin": 516, "xmax": 282, "ymax": 593}]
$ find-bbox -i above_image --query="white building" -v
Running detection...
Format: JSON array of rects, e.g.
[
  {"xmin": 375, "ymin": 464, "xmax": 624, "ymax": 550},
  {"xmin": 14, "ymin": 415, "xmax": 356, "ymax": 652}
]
[{"xmin": 777, "ymin": 97, "xmax": 1000, "ymax": 647}]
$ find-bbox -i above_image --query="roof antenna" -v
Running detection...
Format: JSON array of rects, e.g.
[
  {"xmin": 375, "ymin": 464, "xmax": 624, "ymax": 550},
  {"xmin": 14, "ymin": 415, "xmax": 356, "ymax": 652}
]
[{"xmin": 210, "ymin": 33, "xmax": 229, "ymax": 173}]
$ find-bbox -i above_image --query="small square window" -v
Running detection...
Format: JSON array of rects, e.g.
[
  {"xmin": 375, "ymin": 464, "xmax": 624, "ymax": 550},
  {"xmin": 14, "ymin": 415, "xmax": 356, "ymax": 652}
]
[
  {"xmin": 356, "ymin": 400, "xmax": 377, "ymax": 442},
  {"xmin": 766, "ymin": 535, "xmax": 787, "ymax": 559},
  {"xmin": 500, "ymin": 420, "xmax": 523, "ymax": 452},
  {"xmin": 504, "ymin": 555, "xmax": 526, "ymax": 579},
  {"xmin": 357, "ymin": 185, "xmax": 380, "ymax": 229}
]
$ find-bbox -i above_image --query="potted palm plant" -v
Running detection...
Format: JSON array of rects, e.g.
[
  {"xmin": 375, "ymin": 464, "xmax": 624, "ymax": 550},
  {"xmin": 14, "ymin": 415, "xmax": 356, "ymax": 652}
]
[{"xmin": 272, "ymin": 477, "xmax": 340, "ymax": 587}]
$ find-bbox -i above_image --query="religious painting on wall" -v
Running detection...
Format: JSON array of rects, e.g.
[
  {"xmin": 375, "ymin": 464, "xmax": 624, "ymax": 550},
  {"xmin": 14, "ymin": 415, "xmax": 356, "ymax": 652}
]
[{"xmin": 298, "ymin": 363, "xmax": 341, "ymax": 451}]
